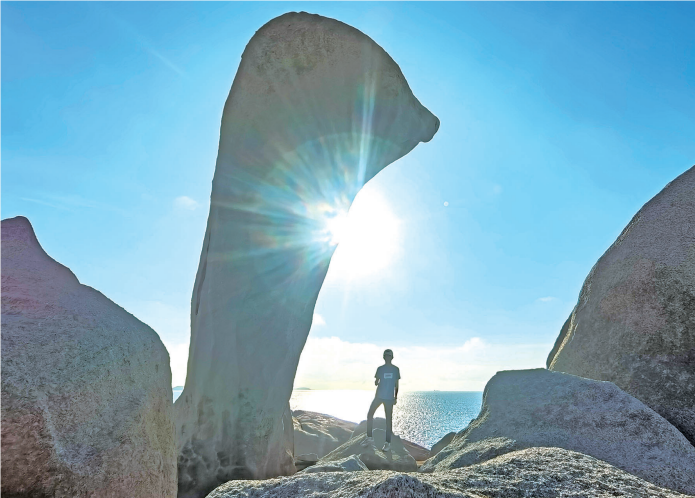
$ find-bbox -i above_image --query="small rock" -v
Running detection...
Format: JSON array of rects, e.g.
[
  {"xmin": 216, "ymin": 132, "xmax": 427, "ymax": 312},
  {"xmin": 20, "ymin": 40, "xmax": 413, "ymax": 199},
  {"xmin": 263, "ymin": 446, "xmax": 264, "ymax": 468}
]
[{"xmin": 430, "ymin": 431, "xmax": 456, "ymax": 457}]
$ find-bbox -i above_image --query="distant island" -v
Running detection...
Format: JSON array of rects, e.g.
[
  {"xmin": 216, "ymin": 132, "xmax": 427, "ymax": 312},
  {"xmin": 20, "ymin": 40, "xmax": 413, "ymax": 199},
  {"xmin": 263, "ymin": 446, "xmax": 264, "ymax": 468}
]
[{"xmin": 294, "ymin": 387, "xmax": 312, "ymax": 390}]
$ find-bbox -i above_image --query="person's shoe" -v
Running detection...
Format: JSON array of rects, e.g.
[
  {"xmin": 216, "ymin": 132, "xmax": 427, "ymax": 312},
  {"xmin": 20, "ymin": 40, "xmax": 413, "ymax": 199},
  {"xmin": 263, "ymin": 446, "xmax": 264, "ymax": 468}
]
[
  {"xmin": 382, "ymin": 442, "xmax": 391, "ymax": 452},
  {"xmin": 361, "ymin": 436, "xmax": 375, "ymax": 447}
]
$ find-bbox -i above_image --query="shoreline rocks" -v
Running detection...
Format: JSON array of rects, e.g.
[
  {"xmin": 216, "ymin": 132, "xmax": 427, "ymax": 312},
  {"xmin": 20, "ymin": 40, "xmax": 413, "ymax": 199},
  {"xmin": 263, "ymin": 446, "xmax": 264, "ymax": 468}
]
[
  {"xmin": 419, "ymin": 369, "xmax": 695, "ymax": 495},
  {"xmin": 320, "ymin": 429, "xmax": 418, "ymax": 472},
  {"xmin": 175, "ymin": 11, "xmax": 439, "ymax": 497},
  {"xmin": 293, "ymin": 410, "xmax": 357, "ymax": 460},
  {"xmin": 1, "ymin": 216, "xmax": 177, "ymax": 498}
]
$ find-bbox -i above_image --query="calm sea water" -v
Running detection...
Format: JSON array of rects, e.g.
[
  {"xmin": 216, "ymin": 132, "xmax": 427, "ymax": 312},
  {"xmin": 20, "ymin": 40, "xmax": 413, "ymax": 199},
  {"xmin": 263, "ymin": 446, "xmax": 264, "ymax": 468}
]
[
  {"xmin": 172, "ymin": 388, "xmax": 482, "ymax": 449},
  {"xmin": 291, "ymin": 390, "xmax": 482, "ymax": 449}
]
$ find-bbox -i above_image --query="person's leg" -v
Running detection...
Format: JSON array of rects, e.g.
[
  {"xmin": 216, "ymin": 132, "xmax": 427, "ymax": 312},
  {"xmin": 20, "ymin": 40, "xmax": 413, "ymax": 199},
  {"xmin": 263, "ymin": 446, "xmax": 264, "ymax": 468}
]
[
  {"xmin": 366, "ymin": 398, "xmax": 382, "ymax": 438},
  {"xmin": 384, "ymin": 401, "xmax": 393, "ymax": 443}
]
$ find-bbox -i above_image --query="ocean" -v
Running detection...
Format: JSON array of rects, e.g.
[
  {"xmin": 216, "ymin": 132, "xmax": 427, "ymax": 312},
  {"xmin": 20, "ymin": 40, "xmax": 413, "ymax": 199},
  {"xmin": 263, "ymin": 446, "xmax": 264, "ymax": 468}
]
[
  {"xmin": 291, "ymin": 390, "xmax": 482, "ymax": 449},
  {"xmin": 172, "ymin": 388, "xmax": 482, "ymax": 449}
]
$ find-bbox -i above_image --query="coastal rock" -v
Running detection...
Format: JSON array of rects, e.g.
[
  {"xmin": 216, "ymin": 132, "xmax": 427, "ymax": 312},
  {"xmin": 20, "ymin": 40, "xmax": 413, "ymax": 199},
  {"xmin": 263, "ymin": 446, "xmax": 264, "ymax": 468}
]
[
  {"xmin": 206, "ymin": 447, "xmax": 689, "ymax": 498},
  {"xmin": 420, "ymin": 369, "xmax": 695, "ymax": 495},
  {"xmin": 1, "ymin": 216, "xmax": 177, "ymax": 498},
  {"xmin": 547, "ymin": 166, "xmax": 695, "ymax": 446},
  {"xmin": 430, "ymin": 431, "xmax": 455, "ymax": 457},
  {"xmin": 175, "ymin": 11, "xmax": 439, "ymax": 497},
  {"xmin": 301, "ymin": 455, "xmax": 368, "ymax": 473},
  {"xmin": 293, "ymin": 410, "xmax": 357, "ymax": 459},
  {"xmin": 351, "ymin": 418, "xmax": 430, "ymax": 461},
  {"xmin": 320, "ymin": 429, "xmax": 418, "ymax": 472}
]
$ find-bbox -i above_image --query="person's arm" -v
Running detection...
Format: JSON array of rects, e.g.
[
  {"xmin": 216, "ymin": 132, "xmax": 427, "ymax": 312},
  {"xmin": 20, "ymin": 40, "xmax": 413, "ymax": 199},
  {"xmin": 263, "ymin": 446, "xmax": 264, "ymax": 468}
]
[
  {"xmin": 375, "ymin": 369, "xmax": 380, "ymax": 386},
  {"xmin": 395, "ymin": 380, "xmax": 399, "ymax": 400}
]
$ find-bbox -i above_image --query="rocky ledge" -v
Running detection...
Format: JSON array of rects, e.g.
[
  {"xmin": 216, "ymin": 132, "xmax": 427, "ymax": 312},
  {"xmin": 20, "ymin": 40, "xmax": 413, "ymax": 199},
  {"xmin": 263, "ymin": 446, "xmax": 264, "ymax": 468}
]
[{"xmin": 206, "ymin": 447, "xmax": 689, "ymax": 498}]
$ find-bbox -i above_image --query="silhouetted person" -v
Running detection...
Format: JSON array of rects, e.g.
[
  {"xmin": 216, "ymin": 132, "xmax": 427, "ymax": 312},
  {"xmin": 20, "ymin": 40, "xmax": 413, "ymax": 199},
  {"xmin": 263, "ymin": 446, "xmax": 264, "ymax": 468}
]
[{"xmin": 362, "ymin": 349, "xmax": 400, "ymax": 451}]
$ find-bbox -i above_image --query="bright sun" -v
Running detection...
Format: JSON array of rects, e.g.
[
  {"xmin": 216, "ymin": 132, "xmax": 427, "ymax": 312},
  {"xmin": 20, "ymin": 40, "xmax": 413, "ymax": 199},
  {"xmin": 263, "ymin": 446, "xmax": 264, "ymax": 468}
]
[{"xmin": 324, "ymin": 189, "xmax": 401, "ymax": 279}]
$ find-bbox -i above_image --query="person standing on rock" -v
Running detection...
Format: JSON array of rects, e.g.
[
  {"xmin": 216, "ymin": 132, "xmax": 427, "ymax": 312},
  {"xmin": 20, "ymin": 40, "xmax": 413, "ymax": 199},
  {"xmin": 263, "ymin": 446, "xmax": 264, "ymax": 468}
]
[{"xmin": 362, "ymin": 349, "xmax": 400, "ymax": 452}]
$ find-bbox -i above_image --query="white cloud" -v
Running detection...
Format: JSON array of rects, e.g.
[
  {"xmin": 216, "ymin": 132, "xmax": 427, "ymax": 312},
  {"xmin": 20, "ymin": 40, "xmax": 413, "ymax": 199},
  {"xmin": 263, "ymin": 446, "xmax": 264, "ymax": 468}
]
[
  {"xmin": 294, "ymin": 336, "xmax": 551, "ymax": 391},
  {"xmin": 312, "ymin": 313, "xmax": 326, "ymax": 326},
  {"xmin": 174, "ymin": 196, "xmax": 199, "ymax": 210},
  {"xmin": 537, "ymin": 296, "xmax": 556, "ymax": 302},
  {"xmin": 123, "ymin": 299, "xmax": 552, "ymax": 391}
]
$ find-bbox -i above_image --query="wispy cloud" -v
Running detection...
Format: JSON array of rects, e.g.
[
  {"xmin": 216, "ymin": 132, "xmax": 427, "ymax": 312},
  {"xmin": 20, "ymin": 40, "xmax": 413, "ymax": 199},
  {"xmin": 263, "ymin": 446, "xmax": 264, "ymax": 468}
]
[
  {"xmin": 312, "ymin": 313, "xmax": 326, "ymax": 326},
  {"xmin": 537, "ymin": 296, "xmax": 556, "ymax": 303},
  {"xmin": 98, "ymin": 4, "xmax": 187, "ymax": 78},
  {"xmin": 21, "ymin": 194, "xmax": 125, "ymax": 214},
  {"xmin": 174, "ymin": 196, "xmax": 199, "ymax": 210},
  {"xmin": 20, "ymin": 197, "xmax": 73, "ymax": 211}
]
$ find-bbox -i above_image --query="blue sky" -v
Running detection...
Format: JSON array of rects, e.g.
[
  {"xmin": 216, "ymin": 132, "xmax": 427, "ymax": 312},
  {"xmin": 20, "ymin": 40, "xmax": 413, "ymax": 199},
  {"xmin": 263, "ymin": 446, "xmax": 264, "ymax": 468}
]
[{"xmin": 3, "ymin": 2, "xmax": 694, "ymax": 389}]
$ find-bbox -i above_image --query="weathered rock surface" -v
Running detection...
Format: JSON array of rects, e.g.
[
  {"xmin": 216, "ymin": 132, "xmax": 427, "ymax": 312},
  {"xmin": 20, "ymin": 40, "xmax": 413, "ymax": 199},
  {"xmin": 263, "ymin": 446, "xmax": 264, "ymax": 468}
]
[
  {"xmin": 175, "ymin": 11, "xmax": 438, "ymax": 497},
  {"xmin": 320, "ymin": 429, "xmax": 418, "ymax": 472},
  {"xmin": 293, "ymin": 453, "xmax": 318, "ymax": 472},
  {"xmin": 547, "ymin": 165, "xmax": 695, "ymax": 446},
  {"xmin": 293, "ymin": 410, "xmax": 357, "ymax": 459},
  {"xmin": 301, "ymin": 455, "xmax": 368, "ymax": 474},
  {"xmin": 206, "ymin": 447, "xmax": 689, "ymax": 498},
  {"xmin": 420, "ymin": 369, "xmax": 695, "ymax": 495},
  {"xmin": 430, "ymin": 431, "xmax": 455, "ymax": 457},
  {"xmin": 1, "ymin": 216, "xmax": 177, "ymax": 498},
  {"xmin": 351, "ymin": 418, "xmax": 430, "ymax": 461}
]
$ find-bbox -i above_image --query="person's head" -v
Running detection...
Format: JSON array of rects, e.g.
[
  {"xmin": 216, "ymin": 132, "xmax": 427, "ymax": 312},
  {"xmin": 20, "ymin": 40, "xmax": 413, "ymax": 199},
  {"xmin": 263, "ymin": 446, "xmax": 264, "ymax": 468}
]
[{"xmin": 383, "ymin": 349, "xmax": 394, "ymax": 363}]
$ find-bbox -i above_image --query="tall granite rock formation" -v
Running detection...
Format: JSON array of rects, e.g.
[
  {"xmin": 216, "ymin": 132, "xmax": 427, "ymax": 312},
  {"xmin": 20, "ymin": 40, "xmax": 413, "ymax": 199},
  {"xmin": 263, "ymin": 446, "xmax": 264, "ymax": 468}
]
[
  {"xmin": 1, "ymin": 216, "xmax": 177, "ymax": 498},
  {"xmin": 175, "ymin": 11, "xmax": 439, "ymax": 497},
  {"xmin": 547, "ymin": 166, "xmax": 695, "ymax": 446}
]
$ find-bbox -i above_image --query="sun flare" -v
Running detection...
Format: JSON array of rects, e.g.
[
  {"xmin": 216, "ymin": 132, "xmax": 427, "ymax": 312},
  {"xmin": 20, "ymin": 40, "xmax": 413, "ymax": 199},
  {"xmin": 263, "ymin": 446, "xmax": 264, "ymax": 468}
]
[{"xmin": 324, "ymin": 190, "xmax": 401, "ymax": 279}]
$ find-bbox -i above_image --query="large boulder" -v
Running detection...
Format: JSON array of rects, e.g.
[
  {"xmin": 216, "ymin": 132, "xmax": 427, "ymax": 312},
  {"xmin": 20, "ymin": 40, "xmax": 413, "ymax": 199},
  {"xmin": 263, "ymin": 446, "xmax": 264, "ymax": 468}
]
[
  {"xmin": 547, "ymin": 165, "xmax": 695, "ymax": 446},
  {"xmin": 175, "ymin": 11, "xmax": 439, "ymax": 497},
  {"xmin": 319, "ymin": 429, "xmax": 418, "ymax": 472},
  {"xmin": 293, "ymin": 410, "xmax": 357, "ymax": 459},
  {"xmin": 419, "ymin": 369, "xmax": 695, "ymax": 495},
  {"xmin": 206, "ymin": 447, "xmax": 689, "ymax": 498},
  {"xmin": 1, "ymin": 216, "xmax": 177, "ymax": 498},
  {"xmin": 351, "ymin": 418, "xmax": 430, "ymax": 461}
]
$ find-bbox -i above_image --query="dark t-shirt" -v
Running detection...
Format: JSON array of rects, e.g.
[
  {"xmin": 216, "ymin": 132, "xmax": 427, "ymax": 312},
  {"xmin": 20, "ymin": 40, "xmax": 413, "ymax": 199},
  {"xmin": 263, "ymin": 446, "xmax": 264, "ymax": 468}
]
[{"xmin": 375, "ymin": 364, "xmax": 400, "ymax": 400}]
